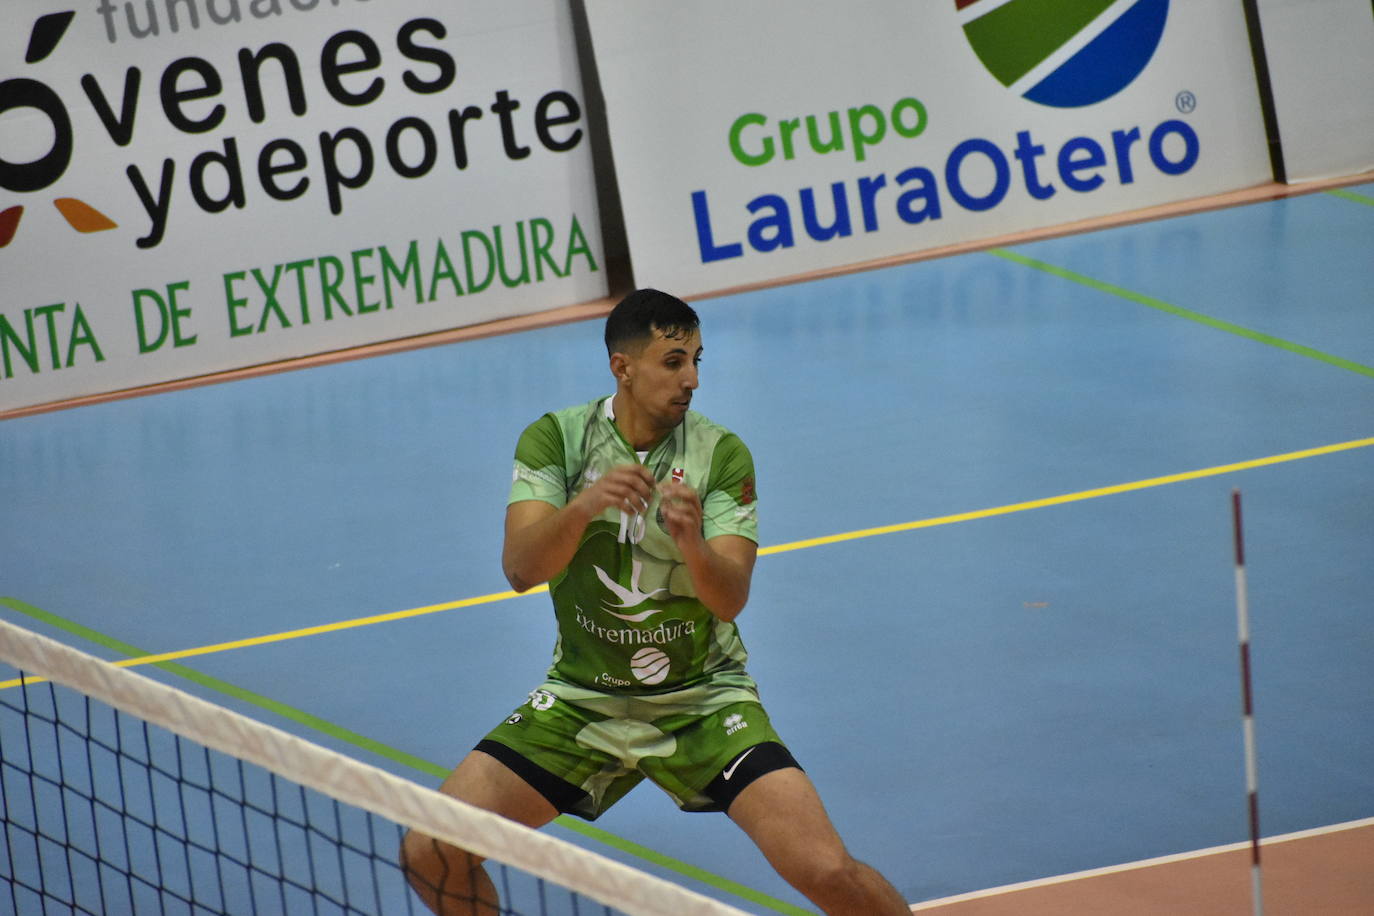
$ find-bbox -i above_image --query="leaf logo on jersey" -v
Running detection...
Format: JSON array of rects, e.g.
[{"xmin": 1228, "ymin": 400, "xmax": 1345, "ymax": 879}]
[{"xmin": 595, "ymin": 560, "xmax": 665, "ymax": 622}]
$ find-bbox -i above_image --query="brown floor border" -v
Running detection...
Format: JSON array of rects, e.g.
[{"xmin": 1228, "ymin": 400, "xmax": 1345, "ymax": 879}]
[
  {"xmin": 908, "ymin": 817, "xmax": 1374, "ymax": 915},
  {"xmin": 4, "ymin": 170, "xmax": 1371, "ymax": 423}
]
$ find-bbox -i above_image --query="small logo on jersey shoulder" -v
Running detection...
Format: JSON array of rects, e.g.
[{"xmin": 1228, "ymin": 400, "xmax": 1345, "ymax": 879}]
[
  {"xmin": 724, "ymin": 713, "xmax": 748, "ymax": 735},
  {"xmin": 671, "ymin": 467, "xmax": 686, "ymax": 483},
  {"xmin": 514, "ymin": 465, "xmax": 563, "ymax": 488},
  {"xmin": 527, "ymin": 689, "xmax": 556, "ymax": 711}
]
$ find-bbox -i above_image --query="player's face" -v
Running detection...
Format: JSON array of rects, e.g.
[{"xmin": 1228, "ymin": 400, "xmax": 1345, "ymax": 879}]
[{"xmin": 627, "ymin": 328, "xmax": 702, "ymax": 427}]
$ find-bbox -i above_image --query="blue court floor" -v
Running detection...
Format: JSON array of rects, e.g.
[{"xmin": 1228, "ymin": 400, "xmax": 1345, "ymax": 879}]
[{"xmin": 2, "ymin": 182, "xmax": 1372, "ymax": 912}]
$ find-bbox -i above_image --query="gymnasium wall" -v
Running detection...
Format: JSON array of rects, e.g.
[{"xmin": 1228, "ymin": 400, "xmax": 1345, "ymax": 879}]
[
  {"xmin": 1252, "ymin": 0, "xmax": 1374, "ymax": 182},
  {"xmin": 1, "ymin": 0, "xmax": 1367, "ymax": 413}
]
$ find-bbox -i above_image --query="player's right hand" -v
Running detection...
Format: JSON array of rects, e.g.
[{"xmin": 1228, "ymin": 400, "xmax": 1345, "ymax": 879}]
[{"xmin": 577, "ymin": 463, "xmax": 656, "ymax": 517}]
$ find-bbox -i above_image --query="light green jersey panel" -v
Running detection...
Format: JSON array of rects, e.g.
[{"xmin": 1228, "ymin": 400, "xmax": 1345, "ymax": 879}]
[{"xmin": 507, "ymin": 397, "xmax": 760, "ymax": 697}]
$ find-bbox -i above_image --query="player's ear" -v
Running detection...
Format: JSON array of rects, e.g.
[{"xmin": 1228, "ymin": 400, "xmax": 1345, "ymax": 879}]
[{"xmin": 609, "ymin": 351, "xmax": 630, "ymax": 384}]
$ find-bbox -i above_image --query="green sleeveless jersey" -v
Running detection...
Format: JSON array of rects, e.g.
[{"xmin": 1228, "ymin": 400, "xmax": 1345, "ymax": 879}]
[{"xmin": 508, "ymin": 397, "xmax": 760, "ymax": 696}]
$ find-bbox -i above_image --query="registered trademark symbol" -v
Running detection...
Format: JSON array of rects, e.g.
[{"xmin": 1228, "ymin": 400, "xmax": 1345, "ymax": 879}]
[{"xmin": 1176, "ymin": 90, "xmax": 1197, "ymax": 114}]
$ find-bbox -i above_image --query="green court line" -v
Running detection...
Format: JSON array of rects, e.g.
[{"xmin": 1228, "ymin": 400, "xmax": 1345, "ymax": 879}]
[
  {"xmin": 0, "ymin": 596, "xmax": 445, "ymax": 778},
  {"xmin": 0, "ymin": 595, "xmax": 810, "ymax": 916},
  {"xmin": 989, "ymin": 248, "xmax": 1374, "ymax": 379},
  {"xmin": 556, "ymin": 820, "xmax": 813, "ymax": 916},
  {"xmin": 1326, "ymin": 187, "xmax": 1374, "ymax": 207}
]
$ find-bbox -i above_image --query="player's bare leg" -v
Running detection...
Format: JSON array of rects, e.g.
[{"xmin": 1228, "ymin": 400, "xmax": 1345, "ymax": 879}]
[
  {"xmin": 400, "ymin": 750, "xmax": 559, "ymax": 916},
  {"xmin": 728, "ymin": 768, "xmax": 909, "ymax": 916}
]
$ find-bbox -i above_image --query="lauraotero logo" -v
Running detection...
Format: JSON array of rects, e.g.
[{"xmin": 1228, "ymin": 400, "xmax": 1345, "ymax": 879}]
[{"xmin": 958, "ymin": 0, "xmax": 1170, "ymax": 108}]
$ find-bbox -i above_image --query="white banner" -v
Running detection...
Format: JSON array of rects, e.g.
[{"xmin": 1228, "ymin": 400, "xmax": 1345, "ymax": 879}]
[
  {"xmin": 1257, "ymin": 0, "xmax": 1374, "ymax": 182},
  {"xmin": 584, "ymin": 0, "xmax": 1273, "ymax": 298},
  {"xmin": 1, "ymin": 0, "xmax": 606, "ymax": 412}
]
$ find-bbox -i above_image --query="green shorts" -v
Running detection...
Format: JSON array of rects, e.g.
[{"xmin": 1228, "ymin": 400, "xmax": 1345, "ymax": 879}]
[{"xmin": 477, "ymin": 679, "xmax": 798, "ymax": 820}]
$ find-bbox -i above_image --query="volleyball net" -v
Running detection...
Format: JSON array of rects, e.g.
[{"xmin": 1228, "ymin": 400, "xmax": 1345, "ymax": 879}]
[{"xmin": 0, "ymin": 617, "xmax": 752, "ymax": 916}]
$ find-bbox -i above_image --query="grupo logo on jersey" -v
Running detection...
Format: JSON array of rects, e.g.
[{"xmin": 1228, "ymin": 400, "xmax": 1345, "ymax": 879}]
[{"xmin": 957, "ymin": 0, "xmax": 1169, "ymax": 108}]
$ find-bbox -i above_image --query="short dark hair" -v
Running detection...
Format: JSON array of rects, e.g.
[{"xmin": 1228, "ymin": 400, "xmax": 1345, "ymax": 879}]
[{"xmin": 604, "ymin": 288, "xmax": 699, "ymax": 356}]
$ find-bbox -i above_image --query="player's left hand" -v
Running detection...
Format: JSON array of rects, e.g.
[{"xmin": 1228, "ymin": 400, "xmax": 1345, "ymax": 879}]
[{"xmin": 658, "ymin": 480, "xmax": 703, "ymax": 545}]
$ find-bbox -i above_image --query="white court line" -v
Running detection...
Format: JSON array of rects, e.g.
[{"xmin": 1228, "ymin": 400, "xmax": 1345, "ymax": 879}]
[{"xmin": 908, "ymin": 817, "xmax": 1374, "ymax": 911}]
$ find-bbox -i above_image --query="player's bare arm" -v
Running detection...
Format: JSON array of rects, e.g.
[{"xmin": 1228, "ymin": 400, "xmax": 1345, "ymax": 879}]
[
  {"xmin": 659, "ymin": 480, "xmax": 756, "ymax": 621},
  {"xmin": 502, "ymin": 463, "xmax": 655, "ymax": 592}
]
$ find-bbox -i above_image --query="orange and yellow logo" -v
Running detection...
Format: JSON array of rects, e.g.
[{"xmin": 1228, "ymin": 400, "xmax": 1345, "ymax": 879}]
[{"xmin": 1, "ymin": 11, "xmax": 119, "ymax": 248}]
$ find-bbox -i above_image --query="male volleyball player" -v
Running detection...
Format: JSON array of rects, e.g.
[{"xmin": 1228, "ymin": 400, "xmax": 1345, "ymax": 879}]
[{"xmin": 401, "ymin": 289, "xmax": 909, "ymax": 916}]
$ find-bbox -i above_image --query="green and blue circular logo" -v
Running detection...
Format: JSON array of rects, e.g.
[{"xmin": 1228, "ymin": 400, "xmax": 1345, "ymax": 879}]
[{"xmin": 958, "ymin": 0, "xmax": 1170, "ymax": 108}]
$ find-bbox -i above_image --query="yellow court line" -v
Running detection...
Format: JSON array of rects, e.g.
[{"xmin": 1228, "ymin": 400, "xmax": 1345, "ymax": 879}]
[
  {"xmin": 118, "ymin": 586, "xmax": 550, "ymax": 666},
  {"xmin": 0, "ymin": 586, "xmax": 546, "ymax": 690},
  {"xmin": 760, "ymin": 435, "xmax": 1374, "ymax": 556},
  {"xmin": 3, "ymin": 435, "xmax": 1370, "ymax": 689}
]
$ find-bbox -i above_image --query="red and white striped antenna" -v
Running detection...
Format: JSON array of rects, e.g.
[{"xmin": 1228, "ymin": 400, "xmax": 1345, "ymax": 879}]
[{"xmin": 1232, "ymin": 488, "xmax": 1263, "ymax": 916}]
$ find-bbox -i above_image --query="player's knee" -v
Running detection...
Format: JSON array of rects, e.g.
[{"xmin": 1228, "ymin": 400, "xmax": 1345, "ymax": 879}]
[
  {"xmin": 399, "ymin": 828, "xmax": 483, "ymax": 896},
  {"xmin": 781, "ymin": 848, "xmax": 863, "ymax": 901}
]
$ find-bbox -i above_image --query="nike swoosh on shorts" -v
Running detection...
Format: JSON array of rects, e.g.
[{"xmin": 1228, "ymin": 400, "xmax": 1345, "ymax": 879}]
[{"xmin": 722, "ymin": 747, "xmax": 756, "ymax": 781}]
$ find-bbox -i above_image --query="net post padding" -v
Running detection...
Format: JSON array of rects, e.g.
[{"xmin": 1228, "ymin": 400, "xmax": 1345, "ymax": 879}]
[{"xmin": 0, "ymin": 618, "xmax": 752, "ymax": 916}]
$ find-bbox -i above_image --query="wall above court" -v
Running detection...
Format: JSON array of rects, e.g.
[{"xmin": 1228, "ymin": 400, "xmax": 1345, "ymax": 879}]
[
  {"xmin": 3, "ymin": 0, "xmax": 1366, "ymax": 414},
  {"xmin": 581, "ymin": 0, "xmax": 1274, "ymax": 298},
  {"xmin": 1253, "ymin": 0, "xmax": 1374, "ymax": 182},
  {"xmin": 1, "ymin": 0, "xmax": 606, "ymax": 412}
]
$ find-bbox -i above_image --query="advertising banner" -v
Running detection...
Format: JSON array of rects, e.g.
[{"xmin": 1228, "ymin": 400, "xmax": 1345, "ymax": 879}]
[
  {"xmin": 1, "ymin": 0, "xmax": 606, "ymax": 412},
  {"xmin": 584, "ymin": 0, "xmax": 1274, "ymax": 298},
  {"xmin": 1256, "ymin": 0, "xmax": 1374, "ymax": 182}
]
